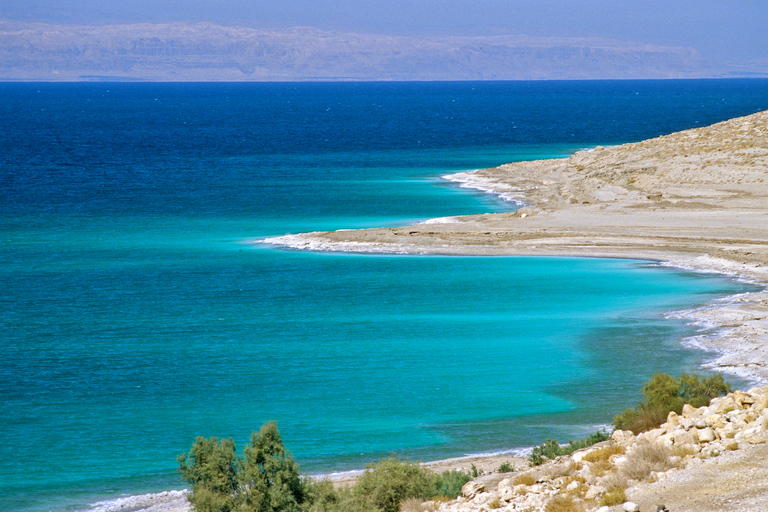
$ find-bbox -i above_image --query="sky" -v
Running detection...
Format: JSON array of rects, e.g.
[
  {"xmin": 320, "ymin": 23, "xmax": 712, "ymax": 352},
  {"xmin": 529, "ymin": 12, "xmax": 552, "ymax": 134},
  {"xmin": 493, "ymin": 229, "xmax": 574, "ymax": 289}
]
[{"xmin": 3, "ymin": 0, "xmax": 768, "ymax": 66}]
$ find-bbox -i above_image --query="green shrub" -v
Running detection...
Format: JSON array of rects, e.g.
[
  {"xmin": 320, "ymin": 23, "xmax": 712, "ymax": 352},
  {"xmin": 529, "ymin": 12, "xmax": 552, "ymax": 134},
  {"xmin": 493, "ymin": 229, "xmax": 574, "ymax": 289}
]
[
  {"xmin": 529, "ymin": 431, "xmax": 610, "ymax": 466},
  {"xmin": 302, "ymin": 479, "xmax": 340, "ymax": 512},
  {"xmin": 353, "ymin": 457, "xmax": 435, "ymax": 512},
  {"xmin": 498, "ymin": 461, "xmax": 514, "ymax": 473},
  {"xmin": 432, "ymin": 470, "xmax": 471, "ymax": 498},
  {"xmin": 177, "ymin": 436, "xmax": 238, "ymax": 512},
  {"xmin": 613, "ymin": 373, "xmax": 731, "ymax": 434},
  {"xmin": 178, "ymin": 422, "xmax": 307, "ymax": 512}
]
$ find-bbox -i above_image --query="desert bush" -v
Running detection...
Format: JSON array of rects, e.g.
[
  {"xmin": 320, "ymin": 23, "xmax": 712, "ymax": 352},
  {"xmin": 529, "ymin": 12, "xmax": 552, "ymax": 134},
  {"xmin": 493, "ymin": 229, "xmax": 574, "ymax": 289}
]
[
  {"xmin": 614, "ymin": 372, "xmax": 731, "ymax": 434},
  {"xmin": 303, "ymin": 479, "xmax": 341, "ymax": 512},
  {"xmin": 399, "ymin": 497, "xmax": 426, "ymax": 512},
  {"xmin": 354, "ymin": 457, "xmax": 436, "ymax": 512},
  {"xmin": 432, "ymin": 470, "xmax": 471, "ymax": 498},
  {"xmin": 620, "ymin": 441, "xmax": 677, "ymax": 481},
  {"xmin": 544, "ymin": 494, "xmax": 585, "ymax": 512},
  {"xmin": 498, "ymin": 461, "xmax": 514, "ymax": 473},
  {"xmin": 582, "ymin": 444, "xmax": 624, "ymax": 464},
  {"xmin": 599, "ymin": 487, "xmax": 626, "ymax": 507},
  {"xmin": 541, "ymin": 461, "xmax": 580, "ymax": 480},
  {"xmin": 599, "ymin": 471, "xmax": 628, "ymax": 494},
  {"xmin": 512, "ymin": 472, "xmax": 537, "ymax": 486},
  {"xmin": 529, "ymin": 431, "xmax": 610, "ymax": 466}
]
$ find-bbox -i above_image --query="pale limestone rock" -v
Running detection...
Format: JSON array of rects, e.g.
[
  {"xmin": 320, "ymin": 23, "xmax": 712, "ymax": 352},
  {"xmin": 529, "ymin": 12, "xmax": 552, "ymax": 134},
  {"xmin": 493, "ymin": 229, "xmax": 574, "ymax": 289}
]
[
  {"xmin": 612, "ymin": 429, "xmax": 636, "ymax": 448},
  {"xmin": 706, "ymin": 414, "xmax": 726, "ymax": 429},
  {"xmin": 666, "ymin": 410, "xmax": 680, "ymax": 427},
  {"xmin": 718, "ymin": 422, "xmax": 737, "ymax": 439},
  {"xmin": 682, "ymin": 403, "xmax": 697, "ymax": 417},
  {"xmin": 565, "ymin": 480, "xmax": 580, "ymax": 492},
  {"xmin": 734, "ymin": 390, "xmax": 755, "ymax": 406},
  {"xmin": 585, "ymin": 485, "xmax": 605, "ymax": 500},
  {"xmin": 623, "ymin": 501, "xmax": 641, "ymax": 512},
  {"xmin": 461, "ymin": 480, "xmax": 485, "ymax": 499},
  {"xmin": 673, "ymin": 428, "xmax": 697, "ymax": 446},
  {"xmin": 694, "ymin": 418, "xmax": 708, "ymax": 429},
  {"xmin": 712, "ymin": 396, "xmax": 739, "ymax": 414},
  {"xmin": 698, "ymin": 427, "xmax": 718, "ymax": 443}
]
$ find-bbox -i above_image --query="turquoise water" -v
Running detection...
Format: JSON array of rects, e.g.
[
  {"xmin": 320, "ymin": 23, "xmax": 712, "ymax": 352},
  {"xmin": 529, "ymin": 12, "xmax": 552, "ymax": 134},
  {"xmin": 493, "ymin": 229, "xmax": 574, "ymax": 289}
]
[{"xmin": 2, "ymin": 81, "xmax": 767, "ymax": 511}]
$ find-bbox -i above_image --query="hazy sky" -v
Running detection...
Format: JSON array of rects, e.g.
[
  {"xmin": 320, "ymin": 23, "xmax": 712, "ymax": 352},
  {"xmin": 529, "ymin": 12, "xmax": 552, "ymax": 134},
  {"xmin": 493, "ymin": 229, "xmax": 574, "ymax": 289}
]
[{"xmin": 4, "ymin": 0, "xmax": 767, "ymax": 65}]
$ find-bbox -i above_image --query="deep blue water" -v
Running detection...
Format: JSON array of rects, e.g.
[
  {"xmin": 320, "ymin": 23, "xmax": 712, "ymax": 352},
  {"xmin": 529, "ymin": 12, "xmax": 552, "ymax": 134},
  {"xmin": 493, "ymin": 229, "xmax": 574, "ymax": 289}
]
[{"xmin": 2, "ymin": 80, "xmax": 768, "ymax": 512}]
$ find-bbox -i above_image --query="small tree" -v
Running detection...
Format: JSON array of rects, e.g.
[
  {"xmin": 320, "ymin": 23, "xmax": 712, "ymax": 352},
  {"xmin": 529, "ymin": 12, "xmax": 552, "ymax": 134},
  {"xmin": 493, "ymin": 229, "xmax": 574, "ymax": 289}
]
[
  {"xmin": 178, "ymin": 436, "xmax": 239, "ymax": 512},
  {"xmin": 239, "ymin": 421, "xmax": 305, "ymax": 512},
  {"xmin": 179, "ymin": 422, "xmax": 306, "ymax": 512}
]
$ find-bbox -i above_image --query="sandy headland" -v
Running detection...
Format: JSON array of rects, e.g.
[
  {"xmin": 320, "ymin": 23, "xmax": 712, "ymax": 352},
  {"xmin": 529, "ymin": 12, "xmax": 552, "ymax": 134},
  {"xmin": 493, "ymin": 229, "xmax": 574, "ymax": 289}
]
[{"xmin": 263, "ymin": 109, "xmax": 768, "ymax": 385}]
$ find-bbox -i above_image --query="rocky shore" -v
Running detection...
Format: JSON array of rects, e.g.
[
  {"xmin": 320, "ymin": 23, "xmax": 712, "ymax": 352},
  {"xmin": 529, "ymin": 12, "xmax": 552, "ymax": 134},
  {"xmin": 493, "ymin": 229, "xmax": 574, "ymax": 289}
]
[{"xmin": 438, "ymin": 385, "xmax": 768, "ymax": 512}]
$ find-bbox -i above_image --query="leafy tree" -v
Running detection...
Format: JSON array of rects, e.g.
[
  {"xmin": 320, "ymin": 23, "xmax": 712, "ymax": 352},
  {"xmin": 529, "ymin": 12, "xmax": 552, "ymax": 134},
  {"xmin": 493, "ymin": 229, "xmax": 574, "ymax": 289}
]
[
  {"xmin": 178, "ymin": 422, "xmax": 306, "ymax": 512},
  {"xmin": 614, "ymin": 372, "xmax": 732, "ymax": 434},
  {"xmin": 239, "ymin": 421, "xmax": 305, "ymax": 512},
  {"xmin": 178, "ymin": 436, "xmax": 239, "ymax": 512}
]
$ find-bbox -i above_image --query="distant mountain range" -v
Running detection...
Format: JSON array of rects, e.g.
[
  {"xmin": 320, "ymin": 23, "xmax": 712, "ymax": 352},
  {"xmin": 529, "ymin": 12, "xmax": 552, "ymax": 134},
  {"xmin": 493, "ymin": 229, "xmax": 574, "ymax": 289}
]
[{"xmin": 1, "ymin": 20, "xmax": 764, "ymax": 81}]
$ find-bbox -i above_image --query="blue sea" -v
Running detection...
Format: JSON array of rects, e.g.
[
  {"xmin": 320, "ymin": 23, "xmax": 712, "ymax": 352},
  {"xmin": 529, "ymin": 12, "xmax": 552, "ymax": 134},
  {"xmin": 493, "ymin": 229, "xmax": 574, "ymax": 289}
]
[{"xmin": 2, "ymin": 80, "xmax": 768, "ymax": 512}]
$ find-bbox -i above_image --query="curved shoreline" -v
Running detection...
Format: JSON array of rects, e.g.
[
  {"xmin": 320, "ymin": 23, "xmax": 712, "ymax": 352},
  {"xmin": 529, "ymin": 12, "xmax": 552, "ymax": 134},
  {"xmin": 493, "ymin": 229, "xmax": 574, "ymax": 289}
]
[
  {"xmin": 126, "ymin": 110, "xmax": 768, "ymax": 512},
  {"xmin": 262, "ymin": 110, "xmax": 768, "ymax": 385}
]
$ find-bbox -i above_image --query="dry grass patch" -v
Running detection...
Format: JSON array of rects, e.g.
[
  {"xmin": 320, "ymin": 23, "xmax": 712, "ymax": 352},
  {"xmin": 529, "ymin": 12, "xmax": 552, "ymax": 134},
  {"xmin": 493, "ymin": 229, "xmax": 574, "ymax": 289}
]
[
  {"xmin": 541, "ymin": 461, "xmax": 581, "ymax": 480},
  {"xmin": 512, "ymin": 472, "xmax": 537, "ymax": 486},
  {"xmin": 588, "ymin": 458, "xmax": 613, "ymax": 477},
  {"xmin": 621, "ymin": 441, "xmax": 678, "ymax": 481},
  {"xmin": 488, "ymin": 498, "xmax": 502, "ymax": 509},
  {"xmin": 582, "ymin": 444, "xmax": 624, "ymax": 463},
  {"xmin": 599, "ymin": 487, "xmax": 627, "ymax": 507},
  {"xmin": 400, "ymin": 497, "xmax": 427, "ymax": 512},
  {"xmin": 544, "ymin": 494, "xmax": 585, "ymax": 512}
]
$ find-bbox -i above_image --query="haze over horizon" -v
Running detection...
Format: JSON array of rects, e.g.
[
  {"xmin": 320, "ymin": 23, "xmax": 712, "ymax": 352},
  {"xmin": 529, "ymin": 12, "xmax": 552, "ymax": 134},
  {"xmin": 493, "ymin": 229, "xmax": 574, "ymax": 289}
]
[{"xmin": 1, "ymin": 0, "xmax": 767, "ymax": 80}]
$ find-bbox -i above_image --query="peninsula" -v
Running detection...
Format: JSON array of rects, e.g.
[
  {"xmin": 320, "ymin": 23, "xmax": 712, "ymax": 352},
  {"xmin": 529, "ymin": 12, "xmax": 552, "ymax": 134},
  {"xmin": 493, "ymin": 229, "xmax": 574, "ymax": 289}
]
[{"xmin": 265, "ymin": 110, "xmax": 768, "ymax": 385}]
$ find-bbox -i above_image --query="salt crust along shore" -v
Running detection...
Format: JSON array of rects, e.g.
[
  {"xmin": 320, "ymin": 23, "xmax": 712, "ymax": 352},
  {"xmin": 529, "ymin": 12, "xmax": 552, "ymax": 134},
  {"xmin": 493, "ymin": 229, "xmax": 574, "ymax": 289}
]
[{"xmin": 129, "ymin": 111, "xmax": 768, "ymax": 512}]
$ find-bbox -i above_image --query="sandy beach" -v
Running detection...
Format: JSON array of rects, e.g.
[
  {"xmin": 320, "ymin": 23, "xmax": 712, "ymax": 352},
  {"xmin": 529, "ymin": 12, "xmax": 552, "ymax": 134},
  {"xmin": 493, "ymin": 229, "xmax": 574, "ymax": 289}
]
[{"xmin": 143, "ymin": 110, "xmax": 768, "ymax": 512}]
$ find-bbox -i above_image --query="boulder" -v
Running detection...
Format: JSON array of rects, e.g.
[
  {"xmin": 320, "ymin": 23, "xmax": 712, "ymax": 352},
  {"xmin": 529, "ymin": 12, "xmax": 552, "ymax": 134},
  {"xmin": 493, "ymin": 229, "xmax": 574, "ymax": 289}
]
[
  {"xmin": 706, "ymin": 414, "xmax": 726, "ymax": 429},
  {"xmin": 734, "ymin": 390, "xmax": 756, "ymax": 406},
  {"xmin": 682, "ymin": 403, "xmax": 698, "ymax": 417},
  {"xmin": 566, "ymin": 480, "xmax": 580, "ymax": 492},
  {"xmin": 666, "ymin": 410, "xmax": 680, "ymax": 427},
  {"xmin": 612, "ymin": 429, "xmax": 636, "ymax": 448},
  {"xmin": 672, "ymin": 428, "xmax": 697, "ymax": 447},
  {"xmin": 461, "ymin": 481, "xmax": 485, "ymax": 499},
  {"xmin": 697, "ymin": 427, "xmax": 718, "ymax": 443},
  {"xmin": 623, "ymin": 502, "xmax": 641, "ymax": 512},
  {"xmin": 712, "ymin": 396, "xmax": 740, "ymax": 415},
  {"xmin": 584, "ymin": 485, "xmax": 605, "ymax": 500}
]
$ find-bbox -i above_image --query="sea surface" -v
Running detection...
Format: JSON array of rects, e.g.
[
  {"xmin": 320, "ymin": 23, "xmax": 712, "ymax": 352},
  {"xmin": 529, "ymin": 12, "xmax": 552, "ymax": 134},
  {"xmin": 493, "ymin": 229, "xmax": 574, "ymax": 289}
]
[{"xmin": 2, "ymin": 80, "xmax": 768, "ymax": 512}]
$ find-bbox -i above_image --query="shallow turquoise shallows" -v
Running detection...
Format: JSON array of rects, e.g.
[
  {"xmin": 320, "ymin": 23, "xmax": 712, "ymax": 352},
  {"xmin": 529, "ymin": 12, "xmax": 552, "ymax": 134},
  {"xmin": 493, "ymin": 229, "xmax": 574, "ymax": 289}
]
[{"xmin": 2, "ymin": 80, "xmax": 767, "ymax": 512}]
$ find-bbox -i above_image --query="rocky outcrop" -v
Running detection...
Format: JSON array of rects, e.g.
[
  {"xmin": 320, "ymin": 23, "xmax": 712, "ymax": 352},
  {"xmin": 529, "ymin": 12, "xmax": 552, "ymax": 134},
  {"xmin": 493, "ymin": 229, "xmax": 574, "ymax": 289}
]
[{"xmin": 432, "ymin": 385, "xmax": 768, "ymax": 512}]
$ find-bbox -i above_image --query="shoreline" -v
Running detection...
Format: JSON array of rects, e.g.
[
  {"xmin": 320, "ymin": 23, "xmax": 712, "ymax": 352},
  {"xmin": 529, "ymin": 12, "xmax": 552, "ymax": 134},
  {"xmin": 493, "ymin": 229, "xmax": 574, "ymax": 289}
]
[
  {"xmin": 129, "ymin": 110, "xmax": 768, "ymax": 512},
  {"xmin": 262, "ymin": 110, "xmax": 768, "ymax": 385}
]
